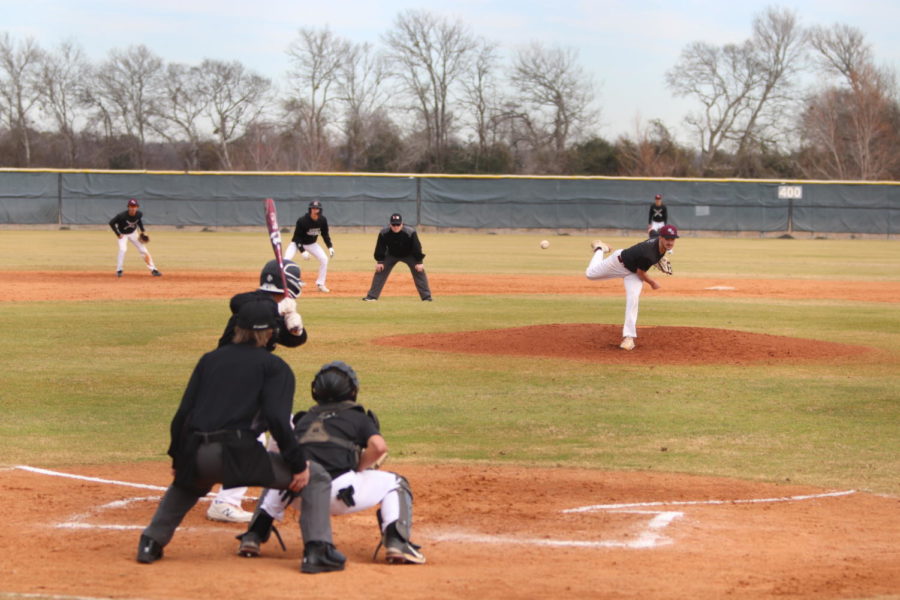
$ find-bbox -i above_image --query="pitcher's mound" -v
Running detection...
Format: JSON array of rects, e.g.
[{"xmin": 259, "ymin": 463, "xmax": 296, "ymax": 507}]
[{"xmin": 375, "ymin": 324, "xmax": 873, "ymax": 365}]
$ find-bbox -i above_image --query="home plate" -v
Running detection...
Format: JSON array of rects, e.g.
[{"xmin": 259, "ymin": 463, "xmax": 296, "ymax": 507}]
[{"xmin": 705, "ymin": 286, "xmax": 736, "ymax": 290}]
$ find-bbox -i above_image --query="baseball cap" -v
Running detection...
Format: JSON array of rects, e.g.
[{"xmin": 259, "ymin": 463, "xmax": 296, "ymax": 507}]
[
  {"xmin": 390, "ymin": 213, "xmax": 402, "ymax": 225},
  {"xmin": 236, "ymin": 299, "xmax": 277, "ymax": 330},
  {"xmin": 659, "ymin": 224, "xmax": 679, "ymax": 239},
  {"xmin": 128, "ymin": 199, "xmax": 139, "ymax": 207},
  {"xmin": 654, "ymin": 194, "xmax": 662, "ymax": 200}
]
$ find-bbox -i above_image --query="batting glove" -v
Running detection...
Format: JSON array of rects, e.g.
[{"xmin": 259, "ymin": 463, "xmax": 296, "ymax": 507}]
[
  {"xmin": 329, "ymin": 247, "xmax": 335, "ymax": 257},
  {"xmin": 277, "ymin": 297, "xmax": 297, "ymax": 315},
  {"xmin": 284, "ymin": 311, "xmax": 303, "ymax": 334},
  {"xmin": 301, "ymin": 250, "xmax": 311, "ymax": 260}
]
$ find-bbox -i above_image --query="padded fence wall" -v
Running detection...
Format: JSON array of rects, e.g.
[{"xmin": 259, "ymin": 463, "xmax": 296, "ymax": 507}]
[{"xmin": 0, "ymin": 170, "xmax": 897, "ymax": 234}]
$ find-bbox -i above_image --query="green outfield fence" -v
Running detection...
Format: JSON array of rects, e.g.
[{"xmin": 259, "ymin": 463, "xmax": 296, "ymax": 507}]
[{"xmin": 1, "ymin": 169, "xmax": 897, "ymax": 236}]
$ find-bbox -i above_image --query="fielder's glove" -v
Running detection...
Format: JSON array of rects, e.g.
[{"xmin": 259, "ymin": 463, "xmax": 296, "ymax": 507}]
[
  {"xmin": 139, "ymin": 233, "xmax": 150, "ymax": 243},
  {"xmin": 301, "ymin": 250, "xmax": 311, "ymax": 260},
  {"xmin": 655, "ymin": 255, "xmax": 673, "ymax": 275}
]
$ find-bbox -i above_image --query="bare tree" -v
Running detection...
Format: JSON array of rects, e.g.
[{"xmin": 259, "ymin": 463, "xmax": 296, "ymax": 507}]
[
  {"xmin": 199, "ymin": 59, "xmax": 272, "ymax": 170},
  {"xmin": 459, "ymin": 39, "xmax": 504, "ymax": 166},
  {"xmin": 335, "ymin": 41, "xmax": 390, "ymax": 171},
  {"xmin": 509, "ymin": 41, "xmax": 598, "ymax": 173},
  {"xmin": 153, "ymin": 63, "xmax": 210, "ymax": 170},
  {"xmin": 86, "ymin": 45, "xmax": 164, "ymax": 168},
  {"xmin": 616, "ymin": 118, "xmax": 692, "ymax": 176},
  {"xmin": 284, "ymin": 27, "xmax": 348, "ymax": 170},
  {"xmin": 666, "ymin": 7, "xmax": 805, "ymax": 175},
  {"xmin": 0, "ymin": 34, "xmax": 44, "ymax": 166},
  {"xmin": 37, "ymin": 39, "xmax": 90, "ymax": 167},
  {"xmin": 800, "ymin": 24, "xmax": 900, "ymax": 179},
  {"xmin": 383, "ymin": 9, "xmax": 478, "ymax": 171}
]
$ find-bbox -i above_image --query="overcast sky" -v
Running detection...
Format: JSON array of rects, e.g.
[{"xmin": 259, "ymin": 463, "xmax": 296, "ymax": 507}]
[{"xmin": 4, "ymin": 0, "xmax": 899, "ymax": 144}]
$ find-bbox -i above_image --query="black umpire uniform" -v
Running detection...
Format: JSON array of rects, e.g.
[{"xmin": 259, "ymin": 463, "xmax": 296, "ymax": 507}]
[
  {"xmin": 136, "ymin": 300, "xmax": 332, "ymax": 564},
  {"xmin": 363, "ymin": 213, "xmax": 432, "ymax": 301}
]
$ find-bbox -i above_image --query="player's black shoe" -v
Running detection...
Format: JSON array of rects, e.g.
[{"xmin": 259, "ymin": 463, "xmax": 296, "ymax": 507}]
[
  {"xmin": 382, "ymin": 523, "xmax": 426, "ymax": 564},
  {"xmin": 301, "ymin": 541, "xmax": 346, "ymax": 573},
  {"xmin": 151, "ymin": 269, "xmax": 162, "ymax": 276},
  {"xmin": 361, "ymin": 296, "xmax": 377, "ymax": 302},
  {"xmin": 116, "ymin": 270, "xmax": 122, "ymax": 278},
  {"xmin": 136, "ymin": 534, "xmax": 163, "ymax": 564},
  {"xmin": 236, "ymin": 532, "xmax": 261, "ymax": 557}
]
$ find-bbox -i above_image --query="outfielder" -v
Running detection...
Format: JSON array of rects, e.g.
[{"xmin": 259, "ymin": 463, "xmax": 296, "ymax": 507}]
[
  {"xmin": 585, "ymin": 224, "xmax": 679, "ymax": 351},
  {"xmin": 284, "ymin": 200, "xmax": 334, "ymax": 293},
  {"xmin": 108, "ymin": 198, "xmax": 161, "ymax": 277},
  {"xmin": 236, "ymin": 361, "xmax": 426, "ymax": 568},
  {"xmin": 648, "ymin": 194, "xmax": 668, "ymax": 234}
]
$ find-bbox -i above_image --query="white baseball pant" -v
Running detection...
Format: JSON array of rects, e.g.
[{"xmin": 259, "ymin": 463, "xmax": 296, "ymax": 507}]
[
  {"xmin": 585, "ymin": 249, "xmax": 643, "ymax": 339},
  {"xmin": 284, "ymin": 242, "xmax": 329, "ymax": 286},
  {"xmin": 116, "ymin": 232, "xmax": 157, "ymax": 272}
]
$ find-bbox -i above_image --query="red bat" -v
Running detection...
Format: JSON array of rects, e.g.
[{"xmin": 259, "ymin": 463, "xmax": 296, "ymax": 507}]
[{"xmin": 264, "ymin": 198, "xmax": 290, "ymax": 295}]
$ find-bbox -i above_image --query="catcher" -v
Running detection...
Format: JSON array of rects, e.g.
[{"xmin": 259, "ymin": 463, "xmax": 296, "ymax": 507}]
[
  {"xmin": 236, "ymin": 361, "xmax": 426, "ymax": 570},
  {"xmin": 584, "ymin": 225, "xmax": 678, "ymax": 351},
  {"xmin": 108, "ymin": 198, "xmax": 162, "ymax": 277}
]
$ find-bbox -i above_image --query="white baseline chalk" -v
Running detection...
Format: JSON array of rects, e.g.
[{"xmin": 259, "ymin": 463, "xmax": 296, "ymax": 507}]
[{"xmin": 563, "ymin": 489, "xmax": 856, "ymax": 514}]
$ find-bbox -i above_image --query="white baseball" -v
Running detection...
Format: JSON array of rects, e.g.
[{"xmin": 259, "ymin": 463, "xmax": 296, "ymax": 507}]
[{"xmin": 540, "ymin": 240, "xmax": 550, "ymax": 249}]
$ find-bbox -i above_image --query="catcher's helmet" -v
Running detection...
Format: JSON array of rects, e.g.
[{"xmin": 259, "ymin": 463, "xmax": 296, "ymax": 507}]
[
  {"xmin": 311, "ymin": 361, "xmax": 359, "ymax": 404},
  {"xmin": 308, "ymin": 200, "xmax": 322, "ymax": 211},
  {"xmin": 258, "ymin": 259, "xmax": 303, "ymax": 298}
]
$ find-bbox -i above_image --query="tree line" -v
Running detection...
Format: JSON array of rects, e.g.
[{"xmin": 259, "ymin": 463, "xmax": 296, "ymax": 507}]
[{"xmin": 1, "ymin": 7, "xmax": 898, "ymax": 179}]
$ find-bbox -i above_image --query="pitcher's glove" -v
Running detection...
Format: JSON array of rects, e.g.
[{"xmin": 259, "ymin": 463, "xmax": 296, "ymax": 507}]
[
  {"xmin": 655, "ymin": 255, "xmax": 673, "ymax": 275},
  {"xmin": 139, "ymin": 232, "xmax": 150, "ymax": 243}
]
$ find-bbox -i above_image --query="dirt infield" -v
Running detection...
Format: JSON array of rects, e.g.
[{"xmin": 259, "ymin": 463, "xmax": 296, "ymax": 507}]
[
  {"xmin": 1, "ymin": 463, "xmax": 898, "ymax": 600},
  {"xmin": 2, "ymin": 271, "xmax": 898, "ymax": 599}
]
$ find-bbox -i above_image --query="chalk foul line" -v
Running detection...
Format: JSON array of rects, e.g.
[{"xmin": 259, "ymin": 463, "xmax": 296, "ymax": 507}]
[{"xmin": 562, "ymin": 489, "xmax": 857, "ymax": 514}]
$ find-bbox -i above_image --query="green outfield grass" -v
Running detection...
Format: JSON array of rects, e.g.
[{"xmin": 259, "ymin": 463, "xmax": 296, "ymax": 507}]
[{"xmin": 0, "ymin": 230, "xmax": 898, "ymax": 494}]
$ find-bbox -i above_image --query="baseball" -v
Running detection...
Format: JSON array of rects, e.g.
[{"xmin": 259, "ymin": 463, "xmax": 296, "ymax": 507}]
[{"xmin": 540, "ymin": 240, "xmax": 550, "ymax": 249}]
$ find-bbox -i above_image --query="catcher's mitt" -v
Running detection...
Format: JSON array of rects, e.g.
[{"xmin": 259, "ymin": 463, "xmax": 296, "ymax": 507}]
[
  {"xmin": 655, "ymin": 255, "xmax": 673, "ymax": 275},
  {"xmin": 139, "ymin": 232, "xmax": 150, "ymax": 243}
]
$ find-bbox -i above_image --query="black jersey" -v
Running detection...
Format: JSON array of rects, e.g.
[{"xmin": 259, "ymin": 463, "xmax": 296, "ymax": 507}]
[
  {"xmin": 373, "ymin": 225, "xmax": 425, "ymax": 262},
  {"xmin": 294, "ymin": 402, "xmax": 380, "ymax": 479},
  {"xmin": 620, "ymin": 238, "xmax": 665, "ymax": 273},
  {"xmin": 217, "ymin": 290, "xmax": 308, "ymax": 350},
  {"xmin": 109, "ymin": 210, "xmax": 145, "ymax": 235},
  {"xmin": 649, "ymin": 204, "xmax": 668, "ymax": 224},
  {"xmin": 167, "ymin": 342, "xmax": 305, "ymax": 473},
  {"xmin": 291, "ymin": 213, "xmax": 332, "ymax": 248}
]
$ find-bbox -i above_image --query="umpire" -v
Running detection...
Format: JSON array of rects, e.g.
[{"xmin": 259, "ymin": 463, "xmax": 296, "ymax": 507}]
[
  {"xmin": 362, "ymin": 213, "xmax": 433, "ymax": 301},
  {"xmin": 136, "ymin": 299, "xmax": 337, "ymax": 568}
]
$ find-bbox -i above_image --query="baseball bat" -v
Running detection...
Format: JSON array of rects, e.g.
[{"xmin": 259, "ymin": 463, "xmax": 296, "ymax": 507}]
[{"xmin": 264, "ymin": 198, "xmax": 290, "ymax": 295}]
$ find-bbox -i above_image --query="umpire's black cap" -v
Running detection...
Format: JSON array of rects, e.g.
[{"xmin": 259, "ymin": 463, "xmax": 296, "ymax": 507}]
[
  {"xmin": 236, "ymin": 300, "xmax": 276, "ymax": 330},
  {"xmin": 390, "ymin": 213, "xmax": 402, "ymax": 225}
]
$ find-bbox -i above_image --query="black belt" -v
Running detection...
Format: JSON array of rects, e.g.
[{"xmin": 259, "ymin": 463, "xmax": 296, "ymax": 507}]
[{"xmin": 193, "ymin": 430, "xmax": 250, "ymax": 443}]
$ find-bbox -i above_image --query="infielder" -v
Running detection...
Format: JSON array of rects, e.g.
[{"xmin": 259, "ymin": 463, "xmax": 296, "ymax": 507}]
[
  {"xmin": 207, "ymin": 258, "xmax": 307, "ymax": 523},
  {"xmin": 648, "ymin": 194, "xmax": 668, "ymax": 234},
  {"xmin": 585, "ymin": 224, "xmax": 679, "ymax": 350},
  {"xmin": 136, "ymin": 300, "xmax": 337, "ymax": 570},
  {"xmin": 108, "ymin": 198, "xmax": 161, "ymax": 277},
  {"xmin": 284, "ymin": 200, "xmax": 334, "ymax": 293},
  {"xmin": 236, "ymin": 361, "xmax": 426, "ymax": 567}
]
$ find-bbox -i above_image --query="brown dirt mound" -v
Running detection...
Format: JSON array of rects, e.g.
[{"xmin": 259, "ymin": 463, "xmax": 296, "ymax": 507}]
[
  {"xmin": 374, "ymin": 324, "xmax": 874, "ymax": 365},
  {"xmin": 1, "ymin": 462, "xmax": 897, "ymax": 600}
]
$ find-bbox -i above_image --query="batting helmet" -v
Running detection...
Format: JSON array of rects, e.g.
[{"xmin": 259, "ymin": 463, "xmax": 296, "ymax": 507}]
[
  {"xmin": 308, "ymin": 200, "xmax": 322, "ymax": 211},
  {"xmin": 258, "ymin": 259, "xmax": 303, "ymax": 298},
  {"xmin": 311, "ymin": 361, "xmax": 359, "ymax": 404}
]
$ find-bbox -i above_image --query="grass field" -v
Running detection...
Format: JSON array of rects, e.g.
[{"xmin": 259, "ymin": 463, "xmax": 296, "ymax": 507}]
[{"xmin": 1, "ymin": 229, "xmax": 898, "ymax": 495}]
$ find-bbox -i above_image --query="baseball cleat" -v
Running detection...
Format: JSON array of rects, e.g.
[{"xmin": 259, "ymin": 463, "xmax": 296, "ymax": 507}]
[
  {"xmin": 151, "ymin": 269, "xmax": 162, "ymax": 276},
  {"xmin": 136, "ymin": 534, "xmax": 163, "ymax": 564},
  {"xmin": 422, "ymin": 297, "xmax": 433, "ymax": 302},
  {"xmin": 237, "ymin": 533, "xmax": 262, "ymax": 558},
  {"xmin": 362, "ymin": 296, "xmax": 377, "ymax": 302},
  {"xmin": 116, "ymin": 270, "xmax": 123, "ymax": 278},
  {"xmin": 317, "ymin": 284, "xmax": 330, "ymax": 293},
  {"xmin": 591, "ymin": 239, "xmax": 610, "ymax": 254},
  {"xmin": 619, "ymin": 337, "xmax": 635, "ymax": 351},
  {"xmin": 385, "ymin": 539, "xmax": 426, "ymax": 564},
  {"xmin": 206, "ymin": 501, "xmax": 253, "ymax": 523}
]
